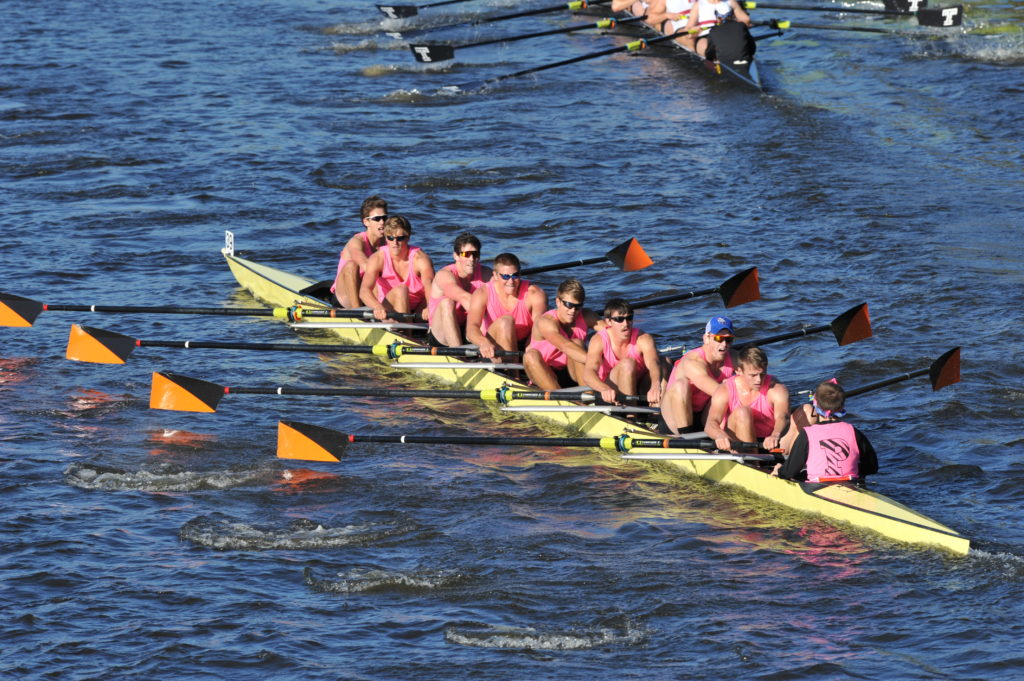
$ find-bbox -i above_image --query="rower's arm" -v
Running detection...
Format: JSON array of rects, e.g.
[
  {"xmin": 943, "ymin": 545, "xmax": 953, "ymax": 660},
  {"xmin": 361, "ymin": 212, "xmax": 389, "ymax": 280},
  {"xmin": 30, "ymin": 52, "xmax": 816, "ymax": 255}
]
[
  {"xmin": 582, "ymin": 335, "xmax": 617, "ymax": 404},
  {"xmin": 416, "ymin": 251, "xmax": 435, "ymax": 303},
  {"xmin": 703, "ymin": 385, "xmax": 732, "ymax": 450},
  {"xmin": 464, "ymin": 286, "xmax": 491, "ymax": 351},
  {"xmin": 682, "ymin": 354, "xmax": 722, "ymax": 400},
  {"xmin": 765, "ymin": 382, "xmax": 790, "ymax": 450},
  {"xmin": 359, "ymin": 252, "xmax": 385, "ymax": 310}
]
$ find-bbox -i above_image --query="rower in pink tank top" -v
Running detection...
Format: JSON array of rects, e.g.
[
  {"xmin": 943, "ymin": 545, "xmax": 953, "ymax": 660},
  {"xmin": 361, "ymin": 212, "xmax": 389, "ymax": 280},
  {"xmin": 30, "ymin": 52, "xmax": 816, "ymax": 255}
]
[
  {"xmin": 526, "ymin": 309, "xmax": 588, "ymax": 369},
  {"xmin": 481, "ymin": 279, "xmax": 534, "ymax": 341},
  {"xmin": 723, "ymin": 373, "xmax": 777, "ymax": 438},
  {"xmin": 667, "ymin": 347, "xmax": 735, "ymax": 413},
  {"xmin": 375, "ymin": 245, "xmax": 425, "ymax": 308},
  {"xmin": 427, "ymin": 261, "xmax": 485, "ymax": 324},
  {"xmin": 596, "ymin": 327, "xmax": 647, "ymax": 381},
  {"xmin": 329, "ymin": 232, "xmax": 374, "ymax": 294}
]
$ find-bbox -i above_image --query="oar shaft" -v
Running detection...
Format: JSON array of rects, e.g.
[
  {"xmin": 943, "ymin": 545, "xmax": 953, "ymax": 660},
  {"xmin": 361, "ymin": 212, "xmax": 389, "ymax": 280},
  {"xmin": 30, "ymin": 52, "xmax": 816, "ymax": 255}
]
[
  {"xmin": 42, "ymin": 303, "xmax": 277, "ymax": 317},
  {"xmin": 631, "ymin": 286, "xmax": 718, "ymax": 310},
  {"xmin": 521, "ymin": 256, "xmax": 604, "ymax": 276},
  {"xmin": 845, "ymin": 368, "xmax": 927, "ymax": 398},
  {"xmin": 230, "ymin": 386, "xmax": 489, "ymax": 399},
  {"xmin": 136, "ymin": 339, "xmax": 516, "ymax": 357},
  {"xmin": 748, "ymin": 2, "xmax": 910, "ymax": 16},
  {"xmin": 743, "ymin": 323, "xmax": 827, "ymax": 347},
  {"xmin": 458, "ymin": 17, "xmax": 635, "ymax": 50}
]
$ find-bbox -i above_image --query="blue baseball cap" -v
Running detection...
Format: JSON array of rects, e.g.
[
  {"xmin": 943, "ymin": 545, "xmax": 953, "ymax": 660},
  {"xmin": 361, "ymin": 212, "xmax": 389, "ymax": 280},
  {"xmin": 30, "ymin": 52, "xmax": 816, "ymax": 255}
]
[{"xmin": 705, "ymin": 316, "xmax": 734, "ymax": 335}]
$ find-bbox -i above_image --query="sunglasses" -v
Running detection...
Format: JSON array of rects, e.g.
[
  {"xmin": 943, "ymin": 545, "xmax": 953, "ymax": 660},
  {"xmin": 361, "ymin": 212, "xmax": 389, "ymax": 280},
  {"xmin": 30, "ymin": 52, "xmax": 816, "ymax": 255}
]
[
  {"xmin": 558, "ymin": 298, "xmax": 583, "ymax": 310},
  {"xmin": 498, "ymin": 272, "xmax": 521, "ymax": 281},
  {"xmin": 457, "ymin": 250, "xmax": 480, "ymax": 258},
  {"xmin": 385, "ymin": 234, "xmax": 409, "ymax": 242},
  {"xmin": 367, "ymin": 215, "xmax": 389, "ymax": 223},
  {"xmin": 710, "ymin": 333, "xmax": 734, "ymax": 343},
  {"xmin": 607, "ymin": 314, "xmax": 634, "ymax": 323}
]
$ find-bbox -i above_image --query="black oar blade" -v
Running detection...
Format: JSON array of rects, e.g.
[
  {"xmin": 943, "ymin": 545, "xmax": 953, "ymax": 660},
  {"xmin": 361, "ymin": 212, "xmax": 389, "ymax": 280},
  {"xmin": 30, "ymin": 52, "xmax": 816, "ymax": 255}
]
[
  {"xmin": 278, "ymin": 420, "xmax": 350, "ymax": 462},
  {"xmin": 918, "ymin": 4, "xmax": 963, "ymax": 27},
  {"xmin": 605, "ymin": 238, "xmax": 654, "ymax": 272},
  {"xmin": 719, "ymin": 267, "xmax": 760, "ymax": 308},
  {"xmin": 830, "ymin": 303, "xmax": 872, "ymax": 346},
  {"xmin": 377, "ymin": 4, "xmax": 418, "ymax": 18},
  {"xmin": 409, "ymin": 43, "xmax": 455, "ymax": 62},
  {"xmin": 929, "ymin": 347, "xmax": 961, "ymax": 391},
  {"xmin": 0, "ymin": 293, "xmax": 44, "ymax": 327},
  {"xmin": 150, "ymin": 372, "xmax": 225, "ymax": 413},
  {"xmin": 66, "ymin": 324, "xmax": 137, "ymax": 364},
  {"xmin": 884, "ymin": 0, "xmax": 926, "ymax": 11}
]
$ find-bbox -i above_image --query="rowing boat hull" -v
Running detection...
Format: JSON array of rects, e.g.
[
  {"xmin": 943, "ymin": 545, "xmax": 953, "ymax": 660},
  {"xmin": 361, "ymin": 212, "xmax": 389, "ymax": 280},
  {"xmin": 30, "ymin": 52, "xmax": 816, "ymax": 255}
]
[{"xmin": 222, "ymin": 235, "xmax": 969, "ymax": 554}]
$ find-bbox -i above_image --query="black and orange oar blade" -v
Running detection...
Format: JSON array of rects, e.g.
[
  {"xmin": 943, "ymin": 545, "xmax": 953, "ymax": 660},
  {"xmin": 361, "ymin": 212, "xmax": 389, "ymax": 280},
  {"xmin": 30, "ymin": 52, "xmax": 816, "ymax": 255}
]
[
  {"xmin": 605, "ymin": 238, "xmax": 654, "ymax": 272},
  {"xmin": 278, "ymin": 420, "xmax": 351, "ymax": 463},
  {"xmin": 0, "ymin": 293, "xmax": 44, "ymax": 327},
  {"xmin": 718, "ymin": 267, "xmax": 760, "ymax": 308},
  {"xmin": 830, "ymin": 303, "xmax": 872, "ymax": 346},
  {"xmin": 66, "ymin": 325, "xmax": 138, "ymax": 364},
  {"xmin": 150, "ymin": 372, "xmax": 225, "ymax": 413},
  {"xmin": 845, "ymin": 348, "xmax": 961, "ymax": 399}
]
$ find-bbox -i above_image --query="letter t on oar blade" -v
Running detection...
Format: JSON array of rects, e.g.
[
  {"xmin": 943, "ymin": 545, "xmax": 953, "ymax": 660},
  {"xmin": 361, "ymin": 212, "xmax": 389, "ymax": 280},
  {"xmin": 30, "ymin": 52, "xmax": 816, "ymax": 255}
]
[
  {"xmin": 830, "ymin": 303, "xmax": 872, "ymax": 346},
  {"xmin": 150, "ymin": 372, "xmax": 226, "ymax": 413},
  {"xmin": 409, "ymin": 43, "xmax": 455, "ymax": 62},
  {"xmin": 66, "ymin": 324, "xmax": 138, "ymax": 364},
  {"xmin": 605, "ymin": 238, "xmax": 654, "ymax": 272},
  {"xmin": 278, "ymin": 420, "xmax": 350, "ymax": 463},
  {"xmin": 0, "ymin": 293, "xmax": 44, "ymax": 327}
]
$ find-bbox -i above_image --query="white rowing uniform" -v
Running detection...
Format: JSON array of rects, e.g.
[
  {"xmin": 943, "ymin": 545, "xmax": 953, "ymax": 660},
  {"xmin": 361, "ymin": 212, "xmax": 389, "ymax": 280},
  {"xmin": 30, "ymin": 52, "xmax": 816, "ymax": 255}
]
[
  {"xmin": 694, "ymin": 0, "xmax": 734, "ymax": 36},
  {"xmin": 665, "ymin": 0, "xmax": 694, "ymax": 32}
]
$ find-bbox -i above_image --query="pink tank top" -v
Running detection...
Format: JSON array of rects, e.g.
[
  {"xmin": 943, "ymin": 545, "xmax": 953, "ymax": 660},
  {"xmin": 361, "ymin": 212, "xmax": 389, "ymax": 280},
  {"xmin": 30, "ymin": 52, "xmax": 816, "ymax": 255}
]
[
  {"xmin": 804, "ymin": 421, "xmax": 861, "ymax": 482},
  {"xmin": 724, "ymin": 373, "xmax": 776, "ymax": 438},
  {"xmin": 375, "ymin": 245, "xmax": 425, "ymax": 308},
  {"xmin": 527, "ymin": 309, "xmax": 588, "ymax": 369},
  {"xmin": 427, "ymin": 262, "xmax": 485, "ymax": 324},
  {"xmin": 330, "ymin": 232, "xmax": 374, "ymax": 294},
  {"xmin": 596, "ymin": 328, "xmax": 647, "ymax": 381},
  {"xmin": 481, "ymin": 279, "xmax": 534, "ymax": 342},
  {"xmin": 667, "ymin": 347, "xmax": 734, "ymax": 413}
]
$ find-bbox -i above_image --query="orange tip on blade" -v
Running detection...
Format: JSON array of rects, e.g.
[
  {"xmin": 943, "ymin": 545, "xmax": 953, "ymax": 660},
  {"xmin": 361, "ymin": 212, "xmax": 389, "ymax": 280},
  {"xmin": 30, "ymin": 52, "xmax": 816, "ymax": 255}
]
[
  {"xmin": 832, "ymin": 303, "xmax": 872, "ymax": 346},
  {"xmin": 0, "ymin": 293, "xmax": 43, "ymax": 327},
  {"xmin": 930, "ymin": 347, "xmax": 961, "ymax": 391},
  {"xmin": 66, "ymin": 324, "xmax": 136, "ymax": 364},
  {"xmin": 720, "ymin": 267, "xmax": 760, "ymax": 308},
  {"xmin": 277, "ymin": 420, "xmax": 347, "ymax": 463},
  {"xmin": 150, "ymin": 372, "xmax": 222, "ymax": 413},
  {"xmin": 607, "ymin": 238, "xmax": 654, "ymax": 272}
]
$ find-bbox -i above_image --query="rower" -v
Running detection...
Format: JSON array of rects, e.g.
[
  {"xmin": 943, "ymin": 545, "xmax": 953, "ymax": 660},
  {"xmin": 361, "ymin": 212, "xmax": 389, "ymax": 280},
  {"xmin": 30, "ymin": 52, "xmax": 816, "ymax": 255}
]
[
  {"xmin": 611, "ymin": 0, "xmax": 652, "ymax": 25},
  {"xmin": 660, "ymin": 315, "xmax": 737, "ymax": 434},
  {"xmin": 772, "ymin": 380, "xmax": 878, "ymax": 482},
  {"xmin": 359, "ymin": 215, "xmax": 436, "ymax": 322},
  {"xmin": 426, "ymin": 233, "xmax": 491, "ymax": 347},
  {"xmin": 582, "ymin": 298, "xmax": 663, "ymax": 406},
  {"xmin": 684, "ymin": 0, "xmax": 753, "ymax": 59},
  {"xmin": 330, "ymin": 195, "xmax": 389, "ymax": 309},
  {"xmin": 523, "ymin": 278, "xmax": 601, "ymax": 390},
  {"xmin": 646, "ymin": 0, "xmax": 695, "ymax": 43},
  {"xmin": 704, "ymin": 345, "xmax": 789, "ymax": 452},
  {"xmin": 465, "ymin": 253, "xmax": 547, "ymax": 361}
]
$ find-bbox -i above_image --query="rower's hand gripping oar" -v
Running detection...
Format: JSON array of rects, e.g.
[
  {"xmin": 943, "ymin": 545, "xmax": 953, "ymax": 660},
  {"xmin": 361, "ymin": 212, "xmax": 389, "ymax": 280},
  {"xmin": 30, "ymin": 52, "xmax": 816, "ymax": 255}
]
[
  {"xmin": 409, "ymin": 15, "xmax": 647, "ymax": 62},
  {"xmin": 384, "ymin": 0, "xmax": 613, "ymax": 39},
  {"xmin": 744, "ymin": 1, "xmax": 963, "ymax": 27},
  {"xmin": 275, "ymin": 419, "xmax": 771, "ymax": 463},
  {"xmin": 63, "ymin": 324, "xmax": 521, "ymax": 364},
  {"xmin": 377, "ymin": 0, "xmax": 476, "ymax": 19},
  {"xmin": 739, "ymin": 302, "xmax": 872, "ymax": 349}
]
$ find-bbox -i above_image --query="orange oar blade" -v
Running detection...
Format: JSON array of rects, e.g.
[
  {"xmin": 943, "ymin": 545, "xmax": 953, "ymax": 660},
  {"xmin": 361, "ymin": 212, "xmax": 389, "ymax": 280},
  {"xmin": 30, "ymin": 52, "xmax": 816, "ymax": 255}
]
[
  {"xmin": 0, "ymin": 293, "xmax": 44, "ymax": 327},
  {"xmin": 929, "ymin": 347, "xmax": 961, "ymax": 391},
  {"xmin": 277, "ymin": 420, "xmax": 349, "ymax": 463},
  {"xmin": 719, "ymin": 267, "xmax": 760, "ymax": 308},
  {"xmin": 830, "ymin": 303, "xmax": 872, "ymax": 346},
  {"xmin": 150, "ymin": 372, "xmax": 224, "ymax": 413},
  {"xmin": 66, "ymin": 324, "xmax": 137, "ymax": 364},
  {"xmin": 606, "ymin": 238, "xmax": 654, "ymax": 272}
]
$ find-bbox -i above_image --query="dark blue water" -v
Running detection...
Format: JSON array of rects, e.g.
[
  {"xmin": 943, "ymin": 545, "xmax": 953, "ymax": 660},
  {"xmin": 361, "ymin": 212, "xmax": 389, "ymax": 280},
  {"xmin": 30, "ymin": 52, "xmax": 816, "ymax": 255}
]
[{"xmin": 2, "ymin": 0, "xmax": 1023, "ymax": 678}]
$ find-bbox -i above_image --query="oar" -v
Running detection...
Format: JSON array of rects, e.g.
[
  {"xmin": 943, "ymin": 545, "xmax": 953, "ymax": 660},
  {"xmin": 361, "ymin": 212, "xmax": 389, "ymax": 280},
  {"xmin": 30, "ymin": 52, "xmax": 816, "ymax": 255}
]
[
  {"xmin": 632, "ymin": 267, "xmax": 759, "ymax": 310},
  {"xmin": 450, "ymin": 28, "xmax": 696, "ymax": 90},
  {"xmin": 520, "ymin": 237, "xmax": 652, "ymax": 276},
  {"xmin": 0, "ymin": 292, "xmax": 419, "ymax": 328},
  {"xmin": 150, "ymin": 371, "xmax": 622, "ymax": 412},
  {"xmin": 276, "ymin": 419, "xmax": 774, "ymax": 463},
  {"xmin": 384, "ymin": 0, "xmax": 613, "ymax": 39},
  {"xmin": 740, "ymin": 302, "xmax": 871, "ymax": 349},
  {"xmin": 743, "ymin": 1, "xmax": 963, "ymax": 27},
  {"xmin": 377, "ymin": 0, "xmax": 476, "ymax": 19},
  {"xmin": 64, "ymin": 324, "xmax": 520, "ymax": 364},
  {"xmin": 761, "ymin": 16, "xmax": 961, "ymax": 34},
  {"xmin": 409, "ymin": 15, "xmax": 647, "ymax": 62},
  {"xmin": 845, "ymin": 347, "xmax": 960, "ymax": 398}
]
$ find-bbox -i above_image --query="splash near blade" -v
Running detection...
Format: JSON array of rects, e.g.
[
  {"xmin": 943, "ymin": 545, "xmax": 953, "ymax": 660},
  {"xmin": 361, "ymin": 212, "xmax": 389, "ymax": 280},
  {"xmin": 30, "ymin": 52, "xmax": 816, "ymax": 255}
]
[
  {"xmin": 606, "ymin": 238, "xmax": 654, "ymax": 272},
  {"xmin": 150, "ymin": 372, "xmax": 224, "ymax": 413},
  {"xmin": 0, "ymin": 293, "xmax": 44, "ymax": 327},
  {"xmin": 831, "ymin": 303, "xmax": 872, "ymax": 346},
  {"xmin": 66, "ymin": 325, "xmax": 137, "ymax": 364},
  {"xmin": 277, "ymin": 420, "xmax": 348, "ymax": 462}
]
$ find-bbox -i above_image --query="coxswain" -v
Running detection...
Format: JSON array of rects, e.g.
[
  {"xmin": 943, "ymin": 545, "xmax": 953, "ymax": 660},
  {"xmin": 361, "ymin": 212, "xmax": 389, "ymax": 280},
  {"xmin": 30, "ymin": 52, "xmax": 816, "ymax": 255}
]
[
  {"xmin": 359, "ymin": 215, "xmax": 435, "ymax": 321},
  {"xmin": 704, "ymin": 345, "xmax": 789, "ymax": 451},
  {"xmin": 660, "ymin": 315, "xmax": 737, "ymax": 434},
  {"xmin": 330, "ymin": 195, "xmax": 389, "ymax": 308},
  {"xmin": 426, "ymin": 233, "xmax": 492, "ymax": 347},
  {"xmin": 523, "ymin": 278, "xmax": 601, "ymax": 390},
  {"xmin": 684, "ymin": 0, "xmax": 752, "ymax": 59},
  {"xmin": 773, "ymin": 380, "xmax": 878, "ymax": 482},
  {"xmin": 582, "ymin": 299, "xmax": 663, "ymax": 406},
  {"xmin": 465, "ymin": 253, "xmax": 547, "ymax": 361}
]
